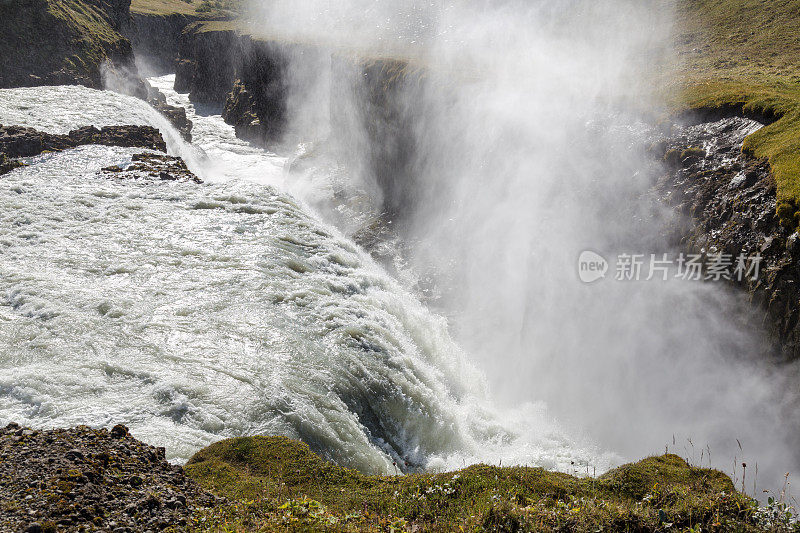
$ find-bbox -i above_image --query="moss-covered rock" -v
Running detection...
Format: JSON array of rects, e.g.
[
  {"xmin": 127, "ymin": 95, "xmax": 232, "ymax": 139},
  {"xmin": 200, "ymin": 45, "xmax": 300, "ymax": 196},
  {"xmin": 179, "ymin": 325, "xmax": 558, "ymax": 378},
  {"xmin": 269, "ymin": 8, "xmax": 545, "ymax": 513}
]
[
  {"xmin": 185, "ymin": 435, "xmax": 764, "ymax": 532},
  {"xmin": 0, "ymin": 0, "xmax": 144, "ymax": 93}
]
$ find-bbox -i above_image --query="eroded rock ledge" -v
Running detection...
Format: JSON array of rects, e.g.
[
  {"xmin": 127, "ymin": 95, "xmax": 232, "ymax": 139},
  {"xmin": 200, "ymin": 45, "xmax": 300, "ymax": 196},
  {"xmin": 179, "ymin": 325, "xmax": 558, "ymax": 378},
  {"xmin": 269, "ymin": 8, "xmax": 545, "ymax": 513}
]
[
  {"xmin": 0, "ymin": 124, "xmax": 166, "ymax": 158},
  {"xmin": 0, "ymin": 124, "xmax": 201, "ymax": 185},
  {"xmin": 0, "ymin": 124, "xmax": 168, "ymax": 176},
  {"xmin": 102, "ymin": 152, "xmax": 202, "ymax": 183}
]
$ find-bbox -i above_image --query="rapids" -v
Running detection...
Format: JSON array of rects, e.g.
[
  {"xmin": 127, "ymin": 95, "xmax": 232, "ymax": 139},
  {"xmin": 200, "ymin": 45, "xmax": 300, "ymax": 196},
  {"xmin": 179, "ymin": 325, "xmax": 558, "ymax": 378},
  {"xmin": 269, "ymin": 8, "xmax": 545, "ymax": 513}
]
[{"xmin": 0, "ymin": 81, "xmax": 610, "ymax": 474}]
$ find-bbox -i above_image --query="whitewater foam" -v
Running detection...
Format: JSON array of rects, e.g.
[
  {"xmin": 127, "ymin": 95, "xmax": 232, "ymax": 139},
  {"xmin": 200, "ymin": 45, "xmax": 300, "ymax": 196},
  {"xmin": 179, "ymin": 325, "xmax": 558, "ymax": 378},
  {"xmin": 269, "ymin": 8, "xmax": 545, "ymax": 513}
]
[{"xmin": 0, "ymin": 84, "xmax": 615, "ymax": 475}]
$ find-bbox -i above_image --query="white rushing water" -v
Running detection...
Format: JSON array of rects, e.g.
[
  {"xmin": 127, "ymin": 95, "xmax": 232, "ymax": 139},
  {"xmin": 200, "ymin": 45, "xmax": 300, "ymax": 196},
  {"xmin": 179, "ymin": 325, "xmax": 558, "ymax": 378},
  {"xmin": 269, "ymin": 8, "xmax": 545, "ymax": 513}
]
[{"xmin": 0, "ymin": 82, "xmax": 613, "ymax": 474}]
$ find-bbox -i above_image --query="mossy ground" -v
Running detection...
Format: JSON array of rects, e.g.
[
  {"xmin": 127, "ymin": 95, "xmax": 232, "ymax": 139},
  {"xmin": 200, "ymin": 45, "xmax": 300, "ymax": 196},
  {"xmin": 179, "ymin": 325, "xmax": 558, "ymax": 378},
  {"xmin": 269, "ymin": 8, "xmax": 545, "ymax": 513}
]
[
  {"xmin": 671, "ymin": 0, "xmax": 800, "ymax": 228},
  {"xmin": 183, "ymin": 436, "xmax": 768, "ymax": 532}
]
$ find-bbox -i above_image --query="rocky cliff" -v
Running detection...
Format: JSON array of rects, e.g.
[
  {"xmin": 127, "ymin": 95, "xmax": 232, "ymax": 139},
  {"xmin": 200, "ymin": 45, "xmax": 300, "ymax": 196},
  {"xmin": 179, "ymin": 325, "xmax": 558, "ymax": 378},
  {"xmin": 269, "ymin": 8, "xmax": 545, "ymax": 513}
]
[
  {"xmin": 125, "ymin": 10, "xmax": 200, "ymax": 74},
  {"xmin": 0, "ymin": 0, "xmax": 145, "ymax": 94},
  {"xmin": 653, "ymin": 112, "xmax": 800, "ymax": 360}
]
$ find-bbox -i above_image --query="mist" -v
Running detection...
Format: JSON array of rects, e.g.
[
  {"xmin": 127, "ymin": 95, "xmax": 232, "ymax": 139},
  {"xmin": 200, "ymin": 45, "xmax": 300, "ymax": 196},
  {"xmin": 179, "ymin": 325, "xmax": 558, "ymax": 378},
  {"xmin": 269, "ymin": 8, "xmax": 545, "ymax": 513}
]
[{"xmin": 246, "ymin": 0, "xmax": 800, "ymax": 496}]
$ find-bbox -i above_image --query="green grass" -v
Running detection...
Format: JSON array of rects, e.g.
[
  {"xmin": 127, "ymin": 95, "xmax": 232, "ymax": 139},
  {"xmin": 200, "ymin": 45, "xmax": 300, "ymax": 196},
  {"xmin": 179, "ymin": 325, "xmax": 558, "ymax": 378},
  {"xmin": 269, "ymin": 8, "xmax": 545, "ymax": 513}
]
[
  {"xmin": 130, "ymin": 0, "xmax": 240, "ymax": 18},
  {"xmin": 0, "ymin": 0, "xmax": 131, "ymax": 85},
  {"xmin": 183, "ymin": 436, "xmax": 764, "ymax": 532},
  {"xmin": 131, "ymin": 0, "xmax": 203, "ymax": 16},
  {"xmin": 672, "ymin": 0, "xmax": 800, "ymax": 227}
]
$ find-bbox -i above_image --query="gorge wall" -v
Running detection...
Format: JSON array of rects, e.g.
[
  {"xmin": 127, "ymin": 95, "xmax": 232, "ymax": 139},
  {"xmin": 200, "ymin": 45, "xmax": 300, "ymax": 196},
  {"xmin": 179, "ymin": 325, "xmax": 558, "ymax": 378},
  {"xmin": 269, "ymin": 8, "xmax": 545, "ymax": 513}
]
[
  {"xmin": 654, "ymin": 113, "xmax": 800, "ymax": 361},
  {"xmin": 174, "ymin": 23, "xmax": 426, "ymax": 217},
  {"xmin": 0, "ymin": 0, "xmax": 143, "ymax": 92}
]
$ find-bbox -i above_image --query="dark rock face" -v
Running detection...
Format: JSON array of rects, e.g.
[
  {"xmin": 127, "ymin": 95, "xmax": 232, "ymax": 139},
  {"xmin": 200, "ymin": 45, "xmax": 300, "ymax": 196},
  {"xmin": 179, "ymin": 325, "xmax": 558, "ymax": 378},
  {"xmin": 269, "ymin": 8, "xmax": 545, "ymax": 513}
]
[
  {"xmin": 174, "ymin": 24, "xmax": 243, "ymax": 103},
  {"xmin": 146, "ymin": 86, "xmax": 193, "ymax": 141},
  {"xmin": 155, "ymin": 102, "xmax": 193, "ymax": 142},
  {"xmin": 175, "ymin": 27, "xmax": 311, "ymax": 146},
  {"xmin": 653, "ymin": 116, "xmax": 800, "ymax": 359},
  {"xmin": 221, "ymin": 52, "xmax": 287, "ymax": 146},
  {"xmin": 222, "ymin": 79, "xmax": 263, "ymax": 141},
  {"xmin": 102, "ymin": 152, "xmax": 202, "ymax": 183},
  {"xmin": 0, "ymin": 0, "xmax": 144, "ymax": 94},
  {"xmin": 0, "ymin": 124, "xmax": 167, "ymax": 159},
  {"xmin": 0, "ymin": 422, "xmax": 218, "ymax": 532},
  {"xmin": 125, "ymin": 12, "xmax": 200, "ymax": 75},
  {"xmin": 333, "ymin": 58, "xmax": 424, "ymax": 218},
  {"xmin": 175, "ymin": 25, "xmax": 423, "ymax": 215}
]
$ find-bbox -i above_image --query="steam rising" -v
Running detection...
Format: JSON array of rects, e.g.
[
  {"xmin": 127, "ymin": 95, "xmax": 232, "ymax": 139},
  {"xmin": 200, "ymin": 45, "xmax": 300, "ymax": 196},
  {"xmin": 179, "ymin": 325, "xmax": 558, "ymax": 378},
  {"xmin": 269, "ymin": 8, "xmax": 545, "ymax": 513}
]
[{"xmin": 250, "ymin": 0, "xmax": 800, "ymax": 494}]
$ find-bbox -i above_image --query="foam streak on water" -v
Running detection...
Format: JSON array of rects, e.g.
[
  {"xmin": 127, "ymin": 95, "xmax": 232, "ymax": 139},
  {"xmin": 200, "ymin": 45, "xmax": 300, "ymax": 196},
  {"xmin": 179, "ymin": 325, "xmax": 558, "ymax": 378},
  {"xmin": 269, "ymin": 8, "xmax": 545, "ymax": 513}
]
[{"xmin": 0, "ymin": 84, "xmax": 612, "ymax": 473}]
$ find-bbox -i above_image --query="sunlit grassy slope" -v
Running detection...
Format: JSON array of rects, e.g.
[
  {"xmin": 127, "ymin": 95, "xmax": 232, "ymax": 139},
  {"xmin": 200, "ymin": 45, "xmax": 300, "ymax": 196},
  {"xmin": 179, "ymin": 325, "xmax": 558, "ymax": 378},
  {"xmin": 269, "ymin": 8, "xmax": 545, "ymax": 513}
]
[
  {"xmin": 130, "ymin": 0, "xmax": 239, "ymax": 17},
  {"xmin": 182, "ymin": 436, "xmax": 764, "ymax": 532},
  {"xmin": 673, "ymin": 0, "xmax": 800, "ymax": 227}
]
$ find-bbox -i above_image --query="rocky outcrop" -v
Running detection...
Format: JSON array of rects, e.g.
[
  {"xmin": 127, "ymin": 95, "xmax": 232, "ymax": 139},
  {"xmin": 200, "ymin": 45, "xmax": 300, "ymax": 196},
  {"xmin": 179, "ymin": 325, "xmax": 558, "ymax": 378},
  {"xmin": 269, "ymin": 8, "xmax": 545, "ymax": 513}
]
[
  {"xmin": 153, "ymin": 100, "xmax": 193, "ymax": 141},
  {"xmin": 0, "ymin": 124, "xmax": 170, "ymax": 175},
  {"xmin": 102, "ymin": 152, "xmax": 202, "ymax": 182},
  {"xmin": 220, "ymin": 43, "xmax": 288, "ymax": 144},
  {"xmin": 125, "ymin": 11, "xmax": 201, "ymax": 74},
  {"xmin": 0, "ymin": 124, "xmax": 167, "ymax": 159},
  {"xmin": 146, "ymin": 87, "xmax": 193, "ymax": 141},
  {"xmin": 174, "ymin": 22, "xmax": 243, "ymax": 102},
  {"xmin": 0, "ymin": 153, "xmax": 26, "ymax": 176},
  {"xmin": 175, "ymin": 24, "xmax": 295, "ymax": 145},
  {"xmin": 0, "ymin": 0, "xmax": 146, "ymax": 96},
  {"xmin": 0, "ymin": 422, "xmax": 218, "ymax": 532},
  {"xmin": 653, "ymin": 116, "xmax": 800, "ymax": 360}
]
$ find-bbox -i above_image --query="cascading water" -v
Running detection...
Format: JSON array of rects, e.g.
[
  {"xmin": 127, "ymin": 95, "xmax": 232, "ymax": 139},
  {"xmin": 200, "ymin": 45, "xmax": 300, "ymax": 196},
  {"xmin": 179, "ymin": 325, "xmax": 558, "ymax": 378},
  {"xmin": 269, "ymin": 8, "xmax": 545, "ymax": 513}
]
[
  {"xmin": 242, "ymin": 0, "xmax": 800, "ymax": 497},
  {"xmin": 1, "ymin": 0, "xmax": 799, "ymax": 504},
  {"xmin": 0, "ymin": 84, "xmax": 612, "ymax": 475}
]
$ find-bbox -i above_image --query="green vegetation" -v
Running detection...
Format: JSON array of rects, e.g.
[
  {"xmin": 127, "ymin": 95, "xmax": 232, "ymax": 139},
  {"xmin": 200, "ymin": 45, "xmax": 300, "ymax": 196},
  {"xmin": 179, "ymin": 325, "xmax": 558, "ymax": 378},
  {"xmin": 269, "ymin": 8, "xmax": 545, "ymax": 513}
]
[
  {"xmin": 183, "ymin": 436, "xmax": 775, "ymax": 532},
  {"xmin": 195, "ymin": 0, "xmax": 240, "ymax": 16},
  {"xmin": 130, "ymin": 0, "xmax": 240, "ymax": 18},
  {"xmin": 130, "ymin": 0, "xmax": 203, "ymax": 16},
  {"xmin": 0, "ymin": 0, "xmax": 131, "ymax": 87},
  {"xmin": 673, "ymin": 0, "xmax": 800, "ymax": 227}
]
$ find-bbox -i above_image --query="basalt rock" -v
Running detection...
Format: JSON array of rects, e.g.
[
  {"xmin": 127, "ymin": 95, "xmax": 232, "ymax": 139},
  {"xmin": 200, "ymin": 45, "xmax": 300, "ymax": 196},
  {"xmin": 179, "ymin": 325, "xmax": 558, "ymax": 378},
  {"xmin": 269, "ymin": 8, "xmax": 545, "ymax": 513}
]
[
  {"xmin": 147, "ymin": 92, "xmax": 193, "ymax": 142},
  {"xmin": 0, "ymin": 0, "xmax": 146, "ymax": 95},
  {"xmin": 125, "ymin": 11, "xmax": 201, "ymax": 75},
  {"xmin": 0, "ymin": 423, "xmax": 219, "ymax": 533},
  {"xmin": 174, "ymin": 24, "xmax": 290, "ymax": 146},
  {"xmin": 653, "ymin": 116, "xmax": 800, "ymax": 359},
  {"xmin": 0, "ymin": 152, "xmax": 26, "ymax": 176},
  {"xmin": 0, "ymin": 124, "xmax": 167, "ymax": 159},
  {"xmin": 101, "ymin": 152, "xmax": 202, "ymax": 183},
  {"xmin": 174, "ymin": 22, "xmax": 243, "ymax": 102}
]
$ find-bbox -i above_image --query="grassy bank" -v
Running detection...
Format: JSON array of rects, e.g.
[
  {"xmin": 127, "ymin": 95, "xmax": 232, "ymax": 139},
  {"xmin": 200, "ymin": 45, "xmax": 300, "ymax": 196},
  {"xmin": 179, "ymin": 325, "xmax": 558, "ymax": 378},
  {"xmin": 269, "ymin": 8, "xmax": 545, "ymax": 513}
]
[
  {"xmin": 182, "ymin": 436, "xmax": 771, "ymax": 532},
  {"xmin": 672, "ymin": 0, "xmax": 800, "ymax": 228}
]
